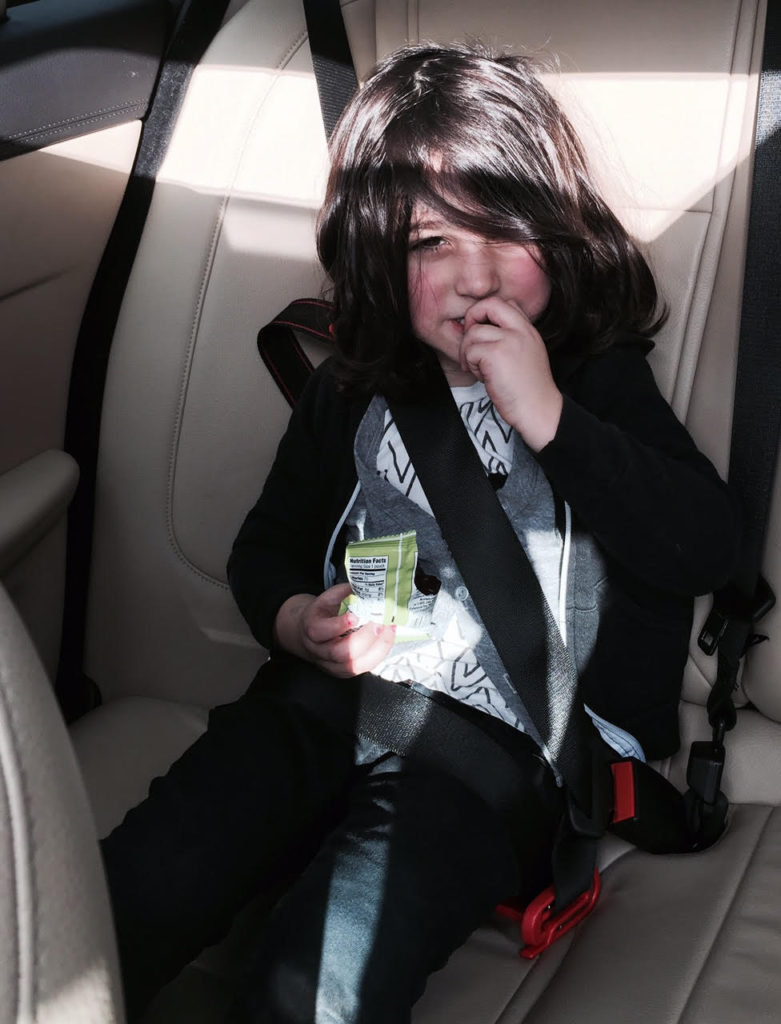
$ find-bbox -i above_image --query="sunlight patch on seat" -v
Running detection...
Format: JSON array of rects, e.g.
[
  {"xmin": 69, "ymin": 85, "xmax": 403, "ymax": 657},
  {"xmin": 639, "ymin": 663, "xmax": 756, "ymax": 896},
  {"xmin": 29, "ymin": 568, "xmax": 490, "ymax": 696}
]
[
  {"xmin": 156, "ymin": 64, "xmax": 328, "ymax": 205},
  {"xmin": 546, "ymin": 72, "xmax": 754, "ymax": 239},
  {"xmin": 37, "ymin": 961, "xmax": 118, "ymax": 1023}
]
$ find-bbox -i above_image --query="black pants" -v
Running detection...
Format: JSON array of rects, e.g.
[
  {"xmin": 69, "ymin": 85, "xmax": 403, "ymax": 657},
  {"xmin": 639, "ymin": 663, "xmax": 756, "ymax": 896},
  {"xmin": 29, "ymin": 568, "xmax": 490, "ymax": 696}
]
[{"xmin": 101, "ymin": 658, "xmax": 562, "ymax": 1022}]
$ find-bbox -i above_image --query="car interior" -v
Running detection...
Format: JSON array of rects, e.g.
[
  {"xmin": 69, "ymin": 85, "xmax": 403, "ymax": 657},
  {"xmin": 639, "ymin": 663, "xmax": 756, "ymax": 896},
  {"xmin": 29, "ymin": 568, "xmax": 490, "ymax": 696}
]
[{"xmin": 1, "ymin": 0, "xmax": 780, "ymax": 1021}]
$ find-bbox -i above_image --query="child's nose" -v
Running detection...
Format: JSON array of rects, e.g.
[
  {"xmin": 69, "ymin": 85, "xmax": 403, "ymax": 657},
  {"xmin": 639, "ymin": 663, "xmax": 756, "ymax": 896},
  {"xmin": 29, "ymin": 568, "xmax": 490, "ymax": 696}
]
[{"xmin": 454, "ymin": 248, "xmax": 500, "ymax": 299}]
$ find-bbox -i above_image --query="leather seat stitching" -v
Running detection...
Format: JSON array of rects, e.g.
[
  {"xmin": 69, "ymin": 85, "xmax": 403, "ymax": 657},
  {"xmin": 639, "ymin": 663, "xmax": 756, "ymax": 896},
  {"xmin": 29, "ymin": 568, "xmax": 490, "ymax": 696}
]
[{"xmin": 163, "ymin": 30, "xmax": 312, "ymax": 590}]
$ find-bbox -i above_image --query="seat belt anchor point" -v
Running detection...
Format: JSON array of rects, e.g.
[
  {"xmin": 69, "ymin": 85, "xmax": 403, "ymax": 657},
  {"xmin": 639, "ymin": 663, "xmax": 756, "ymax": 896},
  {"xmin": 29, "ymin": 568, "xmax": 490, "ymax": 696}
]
[{"xmin": 686, "ymin": 739, "xmax": 725, "ymax": 807}]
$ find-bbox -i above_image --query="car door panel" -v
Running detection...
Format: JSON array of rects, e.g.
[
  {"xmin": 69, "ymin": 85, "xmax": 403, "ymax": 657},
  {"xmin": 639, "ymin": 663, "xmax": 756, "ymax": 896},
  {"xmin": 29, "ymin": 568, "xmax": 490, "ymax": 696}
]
[{"xmin": 0, "ymin": 0, "xmax": 167, "ymax": 159}]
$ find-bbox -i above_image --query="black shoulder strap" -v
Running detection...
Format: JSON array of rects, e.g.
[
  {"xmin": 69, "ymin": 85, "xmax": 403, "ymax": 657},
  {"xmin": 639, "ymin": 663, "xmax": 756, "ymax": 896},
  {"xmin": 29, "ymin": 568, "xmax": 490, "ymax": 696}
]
[
  {"xmin": 729, "ymin": 0, "xmax": 781, "ymax": 597},
  {"xmin": 303, "ymin": 0, "xmax": 359, "ymax": 138},
  {"xmin": 390, "ymin": 378, "xmax": 596, "ymax": 811},
  {"xmin": 57, "ymin": 0, "xmax": 232, "ymax": 721},
  {"xmin": 696, "ymin": 2, "xmax": 780, "ymax": 741}
]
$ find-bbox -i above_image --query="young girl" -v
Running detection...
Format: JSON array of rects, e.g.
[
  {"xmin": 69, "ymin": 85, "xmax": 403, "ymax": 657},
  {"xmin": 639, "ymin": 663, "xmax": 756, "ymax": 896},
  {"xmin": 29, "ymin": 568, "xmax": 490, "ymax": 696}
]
[{"xmin": 102, "ymin": 44, "xmax": 739, "ymax": 1024}]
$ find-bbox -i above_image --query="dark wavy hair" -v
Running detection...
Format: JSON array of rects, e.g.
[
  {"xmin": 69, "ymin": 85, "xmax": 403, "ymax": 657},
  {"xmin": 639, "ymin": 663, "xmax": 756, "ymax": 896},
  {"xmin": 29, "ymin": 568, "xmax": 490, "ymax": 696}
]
[{"xmin": 317, "ymin": 44, "xmax": 666, "ymax": 399}]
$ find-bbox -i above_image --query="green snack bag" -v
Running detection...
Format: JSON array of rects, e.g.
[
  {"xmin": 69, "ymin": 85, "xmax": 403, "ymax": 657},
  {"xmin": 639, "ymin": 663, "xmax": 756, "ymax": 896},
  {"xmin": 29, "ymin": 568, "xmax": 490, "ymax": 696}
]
[{"xmin": 339, "ymin": 531, "xmax": 433, "ymax": 641}]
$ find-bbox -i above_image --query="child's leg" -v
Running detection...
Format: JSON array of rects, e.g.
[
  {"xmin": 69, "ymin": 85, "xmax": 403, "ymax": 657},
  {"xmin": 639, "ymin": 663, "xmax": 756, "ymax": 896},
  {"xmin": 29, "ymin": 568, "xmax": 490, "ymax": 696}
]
[
  {"xmin": 101, "ymin": 680, "xmax": 357, "ymax": 1019},
  {"xmin": 229, "ymin": 749, "xmax": 560, "ymax": 1024}
]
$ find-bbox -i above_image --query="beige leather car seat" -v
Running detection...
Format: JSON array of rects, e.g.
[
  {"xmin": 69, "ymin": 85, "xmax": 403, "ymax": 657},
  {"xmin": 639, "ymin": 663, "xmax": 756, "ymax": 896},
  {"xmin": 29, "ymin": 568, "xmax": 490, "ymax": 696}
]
[
  {"xmin": 0, "ymin": 582, "xmax": 124, "ymax": 1023},
  {"xmin": 67, "ymin": 0, "xmax": 781, "ymax": 1020}
]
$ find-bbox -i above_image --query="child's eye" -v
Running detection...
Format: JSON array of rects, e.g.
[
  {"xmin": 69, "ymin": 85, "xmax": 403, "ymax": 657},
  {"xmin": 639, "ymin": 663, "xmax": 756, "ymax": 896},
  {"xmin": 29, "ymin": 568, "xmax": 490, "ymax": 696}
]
[{"xmin": 409, "ymin": 235, "xmax": 445, "ymax": 253}]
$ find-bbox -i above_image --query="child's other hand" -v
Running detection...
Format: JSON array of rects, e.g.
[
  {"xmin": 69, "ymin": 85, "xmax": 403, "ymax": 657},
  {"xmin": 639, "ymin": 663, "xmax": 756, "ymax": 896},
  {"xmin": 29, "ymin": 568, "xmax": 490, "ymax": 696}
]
[
  {"xmin": 272, "ymin": 583, "xmax": 397, "ymax": 678},
  {"xmin": 461, "ymin": 296, "xmax": 563, "ymax": 451}
]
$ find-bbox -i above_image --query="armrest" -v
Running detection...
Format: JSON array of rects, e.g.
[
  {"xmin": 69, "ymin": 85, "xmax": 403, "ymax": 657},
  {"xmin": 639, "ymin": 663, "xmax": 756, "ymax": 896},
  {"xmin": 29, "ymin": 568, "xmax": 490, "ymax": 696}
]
[{"xmin": 0, "ymin": 450, "xmax": 79, "ymax": 574}]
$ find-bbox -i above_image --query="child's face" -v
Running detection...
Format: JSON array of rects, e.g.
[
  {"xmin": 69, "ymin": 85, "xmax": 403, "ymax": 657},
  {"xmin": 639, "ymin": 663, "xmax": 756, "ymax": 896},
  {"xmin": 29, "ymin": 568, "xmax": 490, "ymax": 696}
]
[{"xmin": 407, "ymin": 204, "xmax": 551, "ymax": 386}]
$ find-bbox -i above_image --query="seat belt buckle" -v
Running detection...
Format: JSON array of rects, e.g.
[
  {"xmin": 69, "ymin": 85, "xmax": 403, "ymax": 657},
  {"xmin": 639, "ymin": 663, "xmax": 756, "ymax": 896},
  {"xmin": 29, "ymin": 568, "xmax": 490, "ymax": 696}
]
[
  {"xmin": 686, "ymin": 740, "xmax": 725, "ymax": 806},
  {"xmin": 685, "ymin": 740, "xmax": 729, "ymax": 848},
  {"xmin": 496, "ymin": 869, "xmax": 601, "ymax": 959},
  {"xmin": 566, "ymin": 754, "xmax": 614, "ymax": 839},
  {"xmin": 698, "ymin": 576, "xmax": 775, "ymax": 655}
]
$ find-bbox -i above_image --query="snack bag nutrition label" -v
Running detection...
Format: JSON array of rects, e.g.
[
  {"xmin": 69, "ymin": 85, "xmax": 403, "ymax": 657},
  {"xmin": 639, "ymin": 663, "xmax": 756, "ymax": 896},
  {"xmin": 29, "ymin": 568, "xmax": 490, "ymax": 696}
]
[{"xmin": 339, "ymin": 531, "xmax": 435, "ymax": 642}]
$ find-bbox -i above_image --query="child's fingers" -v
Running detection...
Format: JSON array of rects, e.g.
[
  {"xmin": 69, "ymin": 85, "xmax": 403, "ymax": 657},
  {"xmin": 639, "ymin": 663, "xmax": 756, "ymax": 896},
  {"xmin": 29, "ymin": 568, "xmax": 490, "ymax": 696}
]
[
  {"xmin": 322, "ymin": 623, "xmax": 397, "ymax": 677},
  {"xmin": 317, "ymin": 581, "xmax": 354, "ymax": 613},
  {"xmin": 460, "ymin": 307, "xmax": 550, "ymax": 394},
  {"xmin": 345, "ymin": 624, "xmax": 397, "ymax": 676},
  {"xmin": 459, "ymin": 323, "xmax": 502, "ymax": 370},
  {"xmin": 327, "ymin": 621, "xmax": 385, "ymax": 663},
  {"xmin": 302, "ymin": 583, "xmax": 356, "ymax": 645},
  {"xmin": 463, "ymin": 295, "xmax": 529, "ymax": 332},
  {"xmin": 304, "ymin": 613, "xmax": 358, "ymax": 649}
]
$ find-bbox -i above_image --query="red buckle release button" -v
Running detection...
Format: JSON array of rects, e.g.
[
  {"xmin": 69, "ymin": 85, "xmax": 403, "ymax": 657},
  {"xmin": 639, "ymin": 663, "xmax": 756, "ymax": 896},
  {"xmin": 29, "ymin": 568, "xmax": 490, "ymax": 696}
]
[{"xmin": 610, "ymin": 759, "xmax": 638, "ymax": 824}]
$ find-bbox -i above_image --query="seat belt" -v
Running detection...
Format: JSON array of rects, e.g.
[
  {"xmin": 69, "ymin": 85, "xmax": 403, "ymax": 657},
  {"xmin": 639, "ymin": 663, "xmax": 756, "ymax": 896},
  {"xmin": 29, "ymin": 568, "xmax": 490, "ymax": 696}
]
[
  {"xmin": 392, "ymin": 379, "xmax": 595, "ymax": 801},
  {"xmin": 302, "ymin": 0, "xmax": 358, "ymax": 139},
  {"xmin": 267, "ymin": 654, "xmax": 552, "ymax": 822},
  {"xmin": 57, "ymin": 0, "xmax": 232, "ymax": 722},
  {"xmin": 387, "ymin": 377, "xmax": 606, "ymax": 916}
]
